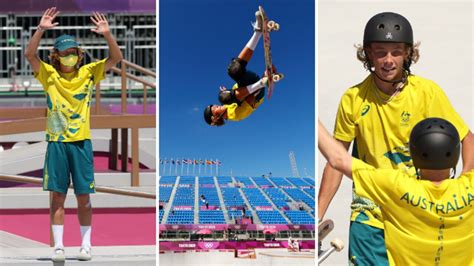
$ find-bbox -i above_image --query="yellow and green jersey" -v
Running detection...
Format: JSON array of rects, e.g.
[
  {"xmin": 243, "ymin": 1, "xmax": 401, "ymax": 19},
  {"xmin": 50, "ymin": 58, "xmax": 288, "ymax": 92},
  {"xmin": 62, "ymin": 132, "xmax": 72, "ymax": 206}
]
[
  {"xmin": 335, "ymin": 74, "xmax": 470, "ymax": 229},
  {"xmin": 352, "ymin": 159, "xmax": 473, "ymax": 266},
  {"xmin": 225, "ymin": 83, "xmax": 264, "ymax": 121},
  {"xmin": 35, "ymin": 59, "xmax": 106, "ymax": 142}
]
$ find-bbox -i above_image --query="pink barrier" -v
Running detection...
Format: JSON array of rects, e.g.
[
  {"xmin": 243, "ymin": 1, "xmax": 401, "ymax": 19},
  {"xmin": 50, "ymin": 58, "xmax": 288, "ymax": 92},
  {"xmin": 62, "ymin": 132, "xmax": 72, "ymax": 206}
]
[
  {"xmin": 159, "ymin": 224, "xmax": 314, "ymax": 231},
  {"xmin": 159, "ymin": 240, "xmax": 315, "ymax": 251}
]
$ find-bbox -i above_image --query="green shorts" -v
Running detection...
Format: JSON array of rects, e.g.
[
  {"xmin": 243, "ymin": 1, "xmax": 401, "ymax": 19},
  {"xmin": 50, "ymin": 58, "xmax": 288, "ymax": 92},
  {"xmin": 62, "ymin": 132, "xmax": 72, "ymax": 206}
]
[
  {"xmin": 349, "ymin": 221, "xmax": 388, "ymax": 266},
  {"xmin": 43, "ymin": 140, "xmax": 96, "ymax": 195}
]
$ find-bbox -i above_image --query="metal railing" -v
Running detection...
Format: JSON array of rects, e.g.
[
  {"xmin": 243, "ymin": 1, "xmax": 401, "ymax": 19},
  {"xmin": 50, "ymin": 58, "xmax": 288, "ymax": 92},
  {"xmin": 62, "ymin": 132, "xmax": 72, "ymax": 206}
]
[
  {"xmin": 0, "ymin": 174, "xmax": 156, "ymax": 199},
  {"xmin": 0, "ymin": 13, "xmax": 156, "ymax": 80}
]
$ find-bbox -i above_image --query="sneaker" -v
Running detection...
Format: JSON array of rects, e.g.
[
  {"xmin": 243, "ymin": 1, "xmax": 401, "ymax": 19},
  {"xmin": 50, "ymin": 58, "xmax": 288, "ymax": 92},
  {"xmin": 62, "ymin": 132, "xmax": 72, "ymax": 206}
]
[
  {"xmin": 77, "ymin": 247, "xmax": 92, "ymax": 261},
  {"xmin": 252, "ymin": 11, "xmax": 263, "ymax": 32},
  {"xmin": 51, "ymin": 248, "xmax": 66, "ymax": 262}
]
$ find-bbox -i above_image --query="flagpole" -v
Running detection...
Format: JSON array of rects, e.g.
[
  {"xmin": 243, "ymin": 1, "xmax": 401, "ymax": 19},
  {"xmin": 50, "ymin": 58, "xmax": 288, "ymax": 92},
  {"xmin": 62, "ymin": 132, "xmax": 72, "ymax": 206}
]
[
  {"xmin": 161, "ymin": 157, "xmax": 166, "ymax": 176},
  {"xmin": 175, "ymin": 159, "xmax": 178, "ymax": 175},
  {"xmin": 180, "ymin": 159, "xmax": 184, "ymax": 176},
  {"xmin": 192, "ymin": 159, "xmax": 196, "ymax": 176},
  {"xmin": 169, "ymin": 158, "xmax": 173, "ymax": 176},
  {"xmin": 199, "ymin": 158, "xmax": 202, "ymax": 176},
  {"xmin": 186, "ymin": 160, "xmax": 190, "ymax": 175}
]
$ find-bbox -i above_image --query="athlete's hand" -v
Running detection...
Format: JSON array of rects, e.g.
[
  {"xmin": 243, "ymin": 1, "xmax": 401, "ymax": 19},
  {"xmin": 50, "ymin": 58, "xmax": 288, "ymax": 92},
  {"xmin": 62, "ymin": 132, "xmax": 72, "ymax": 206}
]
[
  {"xmin": 39, "ymin": 7, "xmax": 60, "ymax": 30},
  {"xmin": 90, "ymin": 12, "xmax": 110, "ymax": 35},
  {"xmin": 219, "ymin": 86, "xmax": 228, "ymax": 92}
]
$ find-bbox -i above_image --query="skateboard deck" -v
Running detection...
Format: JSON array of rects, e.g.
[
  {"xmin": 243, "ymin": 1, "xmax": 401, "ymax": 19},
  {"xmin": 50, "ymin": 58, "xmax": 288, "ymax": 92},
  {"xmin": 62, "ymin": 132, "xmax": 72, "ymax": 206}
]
[
  {"xmin": 318, "ymin": 219, "xmax": 343, "ymax": 264},
  {"xmin": 318, "ymin": 219, "xmax": 334, "ymax": 242},
  {"xmin": 259, "ymin": 6, "xmax": 283, "ymax": 100}
]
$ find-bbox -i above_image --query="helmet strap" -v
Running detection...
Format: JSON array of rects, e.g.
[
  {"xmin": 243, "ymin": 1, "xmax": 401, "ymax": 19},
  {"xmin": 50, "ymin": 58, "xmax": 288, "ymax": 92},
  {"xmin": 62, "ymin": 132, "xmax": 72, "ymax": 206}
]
[{"xmin": 370, "ymin": 68, "xmax": 408, "ymax": 87}]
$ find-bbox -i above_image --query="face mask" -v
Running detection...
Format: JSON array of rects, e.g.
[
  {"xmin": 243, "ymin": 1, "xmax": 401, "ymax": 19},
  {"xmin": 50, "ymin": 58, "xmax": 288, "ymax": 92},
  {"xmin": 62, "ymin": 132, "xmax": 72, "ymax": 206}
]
[{"xmin": 59, "ymin": 54, "xmax": 78, "ymax": 67}]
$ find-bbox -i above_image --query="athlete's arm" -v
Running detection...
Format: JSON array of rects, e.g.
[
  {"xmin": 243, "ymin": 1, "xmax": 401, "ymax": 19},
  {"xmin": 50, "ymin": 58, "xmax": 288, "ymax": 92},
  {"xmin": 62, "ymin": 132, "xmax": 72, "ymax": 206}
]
[
  {"xmin": 90, "ymin": 12, "xmax": 123, "ymax": 72},
  {"xmin": 25, "ymin": 7, "xmax": 60, "ymax": 74},
  {"xmin": 461, "ymin": 131, "xmax": 474, "ymax": 173},
  {"xmin": 318, "ymin": 120, "xmax": 353, "ymax": 178},
  {"xmin": 318, "ymin": 141, "xmax": 350, "ymax": 220}
]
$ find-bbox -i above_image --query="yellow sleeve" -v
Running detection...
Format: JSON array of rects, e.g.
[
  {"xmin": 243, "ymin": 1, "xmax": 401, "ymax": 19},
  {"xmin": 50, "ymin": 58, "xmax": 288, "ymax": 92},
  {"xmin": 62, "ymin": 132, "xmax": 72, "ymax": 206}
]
[
  {"xmin": 225, "ymin": 103, "xmax": 240, "ymax": 121},
  {"xmin": 34, "ymin": 60, "xmax": 55, "ymax": 91},
  {"xmin": 334, "ymin": 91, "xmax": 356, "ymax": 142},
  {"xmin": 82, "ymin": 58, "xmax": 107, "ymax": 84},
  {"xmin": 352, "ymin": 158, "xmax": 402, "ymax": 206},
  {"xmin": 427, "ymin": 82, "xmax": 470, "ymax": 140}
]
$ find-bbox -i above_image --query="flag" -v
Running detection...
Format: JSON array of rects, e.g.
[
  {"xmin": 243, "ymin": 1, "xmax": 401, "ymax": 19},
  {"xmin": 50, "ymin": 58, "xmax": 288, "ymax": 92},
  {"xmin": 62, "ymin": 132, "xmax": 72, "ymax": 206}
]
[
  {"xmin": 194, "ymin": 160, "xmax": 199, "ymax": 165},
  {"xmin": 206, "ymin": 160, "xmax": 212, "ymax": 165},
  {"xmin": 216, "ymin": 160, "xmax": 221, "ymax": 165}
]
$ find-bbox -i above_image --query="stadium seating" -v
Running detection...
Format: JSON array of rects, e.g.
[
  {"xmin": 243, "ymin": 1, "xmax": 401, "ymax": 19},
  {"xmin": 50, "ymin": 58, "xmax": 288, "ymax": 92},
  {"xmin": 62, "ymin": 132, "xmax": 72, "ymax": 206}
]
[
  {"xmin": 270, "ymin": 177, "xmax": 293, "ymax": 187},
  {"xmin": 199, "ymin": 210, "xmax": 225, "ymax": 224},
  {"xmin": 220, "ymin": 187, "xmax": 245, "ymax": 207},
  {"xmin": 256, "ymin": 211, "xmax": 287, "ymax": 224},
  {"xmin": 241, "ymin": 188, "xmax": 271, "ymax": 208},
  {"xmin": 262, "ymin": 188, "xmax": 289, "ymax": 209},
  {"xmin": 166, "ymin": 211, "xmax": 194, "ymax": 224},
  {"xmin": 159, "ymin": 176, "xmax": 316, "ymax": 225},
  {"xmin": 284, "ymin": 211, "xmax": 315, "ymax": 224}
]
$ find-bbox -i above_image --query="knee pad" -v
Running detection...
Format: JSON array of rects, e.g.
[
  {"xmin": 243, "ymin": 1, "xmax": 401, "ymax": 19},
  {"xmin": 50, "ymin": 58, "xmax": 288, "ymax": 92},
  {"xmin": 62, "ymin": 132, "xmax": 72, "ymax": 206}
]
[
  {"xmin": 218, "ymin": 89, "xmax": 237, "ymax": 105},
  {"xmin": 227, "ymin": 58, "xmax": 247, "ymax": 80}
]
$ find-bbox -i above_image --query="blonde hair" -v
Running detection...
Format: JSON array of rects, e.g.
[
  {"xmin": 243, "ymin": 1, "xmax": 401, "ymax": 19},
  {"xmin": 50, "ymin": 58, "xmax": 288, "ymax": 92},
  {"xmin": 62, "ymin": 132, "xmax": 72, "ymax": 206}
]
[
  {"xmin": 48, "ymin": 47, "xmax": 85, "ymax": 71},
  {"xmin": 355, "ymin": 42, "xmax": 420, "ymax": 73}
]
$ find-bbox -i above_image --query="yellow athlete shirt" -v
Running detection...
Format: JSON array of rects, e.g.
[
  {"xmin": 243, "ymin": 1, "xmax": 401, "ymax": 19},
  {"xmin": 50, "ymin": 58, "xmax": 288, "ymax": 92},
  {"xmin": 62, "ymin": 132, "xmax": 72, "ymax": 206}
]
[
  {"xmin": 225, "ymin": 83, "xmax": 264, "ymax": 121},
  {"xmin": 35, "ymin": 59, "xmax": 106, "ymax": 142},
  {"xmin": 352, "ymin": 159, "xmax": 474, "ymax": 266},
  {"xmin": 335, "ymin": 74, "xmax": 470, "ymax": 229}
]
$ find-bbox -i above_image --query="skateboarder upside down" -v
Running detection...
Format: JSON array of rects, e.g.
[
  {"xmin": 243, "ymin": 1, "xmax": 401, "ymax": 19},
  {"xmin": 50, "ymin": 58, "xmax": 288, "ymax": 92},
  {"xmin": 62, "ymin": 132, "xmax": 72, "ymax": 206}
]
[
  {"xmin": 318, "ymin": 118, "xmax": 473, "ymax": 266},
  {"xmin": 204, "ymin": 10, "xmax": 273, "ymax": 126}
]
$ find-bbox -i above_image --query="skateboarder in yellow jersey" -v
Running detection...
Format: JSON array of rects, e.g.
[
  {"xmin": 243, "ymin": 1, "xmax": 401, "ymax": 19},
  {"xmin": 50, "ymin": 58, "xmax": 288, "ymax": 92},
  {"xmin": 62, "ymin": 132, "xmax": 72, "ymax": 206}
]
[
  {"xmin": 24, "ymin": 7, "xmax": 123, "ymax": 262},
  {"xmin": 204, "ymin": 10, "xmax": 272, "ymax": 126},
  {"xmin": 318, "ymin": 118, "xmax": 473, "ymax": 266},
  {"xmin": 317, "ymin": 12, "xmax": 474, "ymax": 265}
]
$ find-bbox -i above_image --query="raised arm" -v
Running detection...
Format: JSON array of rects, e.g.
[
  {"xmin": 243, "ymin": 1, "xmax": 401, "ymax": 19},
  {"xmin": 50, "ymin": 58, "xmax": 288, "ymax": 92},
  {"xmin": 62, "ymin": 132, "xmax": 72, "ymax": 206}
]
[
  {"xmin": 461, "ymin": 131, "xmax": 474, "ymax": 173},
  {"xmin": 25, "ymin": 7, "xmax": 60, "ymax": 73},
  {"xmin": 318, "ymin": 140, "xmax": 350, "ymax": 220},
  {"xmin": 90, "ymin": 12, "xmax": 123, "ymax": 71},
  {"xmin": 318, "ymin": 120, "xmax": 353, "ymax": 179}
]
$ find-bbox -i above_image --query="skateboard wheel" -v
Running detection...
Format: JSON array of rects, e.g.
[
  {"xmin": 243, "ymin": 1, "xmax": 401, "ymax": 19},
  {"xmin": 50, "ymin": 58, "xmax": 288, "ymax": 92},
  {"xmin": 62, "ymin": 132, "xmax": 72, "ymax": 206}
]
[
  {"xmin": 273, "ymin": 23, "xmax": 280, "ymax": 31},
  {"xmin": 330, "ymin": 239, "xmax": 344, "ymax": 252},
  {"xmin": 273, "ymin": 75, "xmax": 280, "ymax": 82},
  {"xmin": 267, "ymin": 21, "xmax": 276, "ymax": 31}
]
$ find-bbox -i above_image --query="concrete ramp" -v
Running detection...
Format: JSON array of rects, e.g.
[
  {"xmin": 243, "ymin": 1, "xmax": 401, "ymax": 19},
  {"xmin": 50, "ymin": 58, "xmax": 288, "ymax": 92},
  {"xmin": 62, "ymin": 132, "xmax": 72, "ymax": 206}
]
[
  {"xmin": 0, "ymin": 245, "xmax": 155, "ymax": 265},
  {"xmin": 0, "ymin": 142, "xmax": 47, "ymax": 174}
]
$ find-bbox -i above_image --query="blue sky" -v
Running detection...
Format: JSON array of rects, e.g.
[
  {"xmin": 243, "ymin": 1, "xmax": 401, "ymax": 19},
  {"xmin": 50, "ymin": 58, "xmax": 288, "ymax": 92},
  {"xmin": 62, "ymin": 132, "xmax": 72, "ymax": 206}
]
[{"xmin": 159, "ymin": 0, "xmax": 315, "ymax": 178}]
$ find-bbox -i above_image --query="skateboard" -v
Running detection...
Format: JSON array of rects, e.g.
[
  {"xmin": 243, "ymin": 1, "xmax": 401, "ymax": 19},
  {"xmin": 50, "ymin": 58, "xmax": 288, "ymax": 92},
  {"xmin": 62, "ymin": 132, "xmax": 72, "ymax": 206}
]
[
  {"xmin": 258, "ymin": 5, "xmax": 283, "ymax": 100},
  {"xmin": 318, "ymin": 238, "xmax": 344, "ymax": 264},
  {"xmin": 318, "ymin": 219, "xmax": 334, "ymax": 242},
  {"xmin": 318, "ymin": 219, "xmax": 344, "ymax": 264}
]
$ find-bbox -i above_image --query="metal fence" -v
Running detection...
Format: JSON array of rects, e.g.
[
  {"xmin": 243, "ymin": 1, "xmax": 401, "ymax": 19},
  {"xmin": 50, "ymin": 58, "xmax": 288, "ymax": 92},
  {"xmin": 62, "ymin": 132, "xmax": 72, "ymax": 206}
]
[{"xmin": 0, "ymin": 13, "xmax": 155, "ymax": 90}]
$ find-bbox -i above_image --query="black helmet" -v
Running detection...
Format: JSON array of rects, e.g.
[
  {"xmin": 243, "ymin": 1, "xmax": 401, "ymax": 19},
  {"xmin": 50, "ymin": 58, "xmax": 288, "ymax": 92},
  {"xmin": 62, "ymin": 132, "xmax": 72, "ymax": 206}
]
[
  {"xmin": 409, "ymin": 118, "xmax": 460, "ymax": 170},
  {"xmin": 204, "ymin": 105, "xmax": 213, "ymax": 125},
  {"xmin": 363, "ymin": 12, "xmax": 413, "ymax": 46}
]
